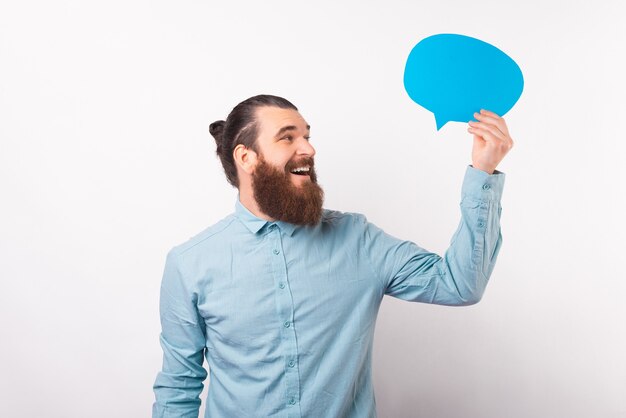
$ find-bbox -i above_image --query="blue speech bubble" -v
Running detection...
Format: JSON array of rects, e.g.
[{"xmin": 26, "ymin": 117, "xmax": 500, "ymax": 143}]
[{"xmin": 404, "ymin": 34, "xmax": 524, "ymax": 130}]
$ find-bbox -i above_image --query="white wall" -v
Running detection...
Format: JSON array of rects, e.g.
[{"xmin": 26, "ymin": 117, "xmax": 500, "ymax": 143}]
[{"xmin": 1, "ymin": 1, "xmax": 624, "ymax": 417}]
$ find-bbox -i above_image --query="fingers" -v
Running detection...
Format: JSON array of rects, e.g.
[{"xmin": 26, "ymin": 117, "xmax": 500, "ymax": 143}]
[
  {"xmin": 479, "ymin": 109, "xmax": 500, "ymax": 118},
  {"xmin": 467, "ymin": 126, "xmax": 503, "ymax": 144},
  {"xmin": 468, "ymin": 121, "xmax": 505, "ymax": 142},
  {"xmin": 468, "ymin": 123, "xmax": 514, "ymax": 150},
  {"xmin": 470, "ymin": 110, "xmax": 514, "ymax": 150},
  {"xmin": 468, "ymin": 110, "xmax": 514, "ymax": 173},
  {"xmin": 475, "ymin": 110, "xmax": 509, "ymax": 135}
]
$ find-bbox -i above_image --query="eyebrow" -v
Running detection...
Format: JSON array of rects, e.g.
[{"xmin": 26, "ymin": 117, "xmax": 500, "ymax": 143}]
[{"xmin": 274, "ymin": 124, "xmax": 311, "ymax": 138}]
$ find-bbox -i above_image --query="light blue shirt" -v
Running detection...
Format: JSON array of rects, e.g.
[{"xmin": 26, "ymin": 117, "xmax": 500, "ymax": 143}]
[{"xmin": 153, "ymin": 166, "xmax": 505, "ymax": 418}]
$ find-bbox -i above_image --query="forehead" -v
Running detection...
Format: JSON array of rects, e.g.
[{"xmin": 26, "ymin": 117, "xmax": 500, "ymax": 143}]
[{"xmin": 256, "ymin": 106, "xmax": 309, "ymax": 135}]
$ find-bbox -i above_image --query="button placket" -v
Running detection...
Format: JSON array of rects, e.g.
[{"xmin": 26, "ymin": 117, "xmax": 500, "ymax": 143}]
[{"xmin": 268, "ymin": 225, "xmax": 301, "ymax": 413}]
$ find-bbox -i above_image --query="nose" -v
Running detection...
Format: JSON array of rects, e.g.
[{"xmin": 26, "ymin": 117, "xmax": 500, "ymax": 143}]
[{"xmin": 296, "ymin": 136, "xmax": 316, "ymax": 158}]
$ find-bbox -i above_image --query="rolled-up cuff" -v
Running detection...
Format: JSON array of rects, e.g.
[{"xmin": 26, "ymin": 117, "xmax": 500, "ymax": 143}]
[{"xmin": 461, "ymin": 165, "xmax": 505, "ymax": 202}]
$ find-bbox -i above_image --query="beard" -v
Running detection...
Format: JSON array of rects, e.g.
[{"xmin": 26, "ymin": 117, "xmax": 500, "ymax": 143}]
[{"xmin": 251, "ymin": 155, "xmax": 324, "ymax": 226}]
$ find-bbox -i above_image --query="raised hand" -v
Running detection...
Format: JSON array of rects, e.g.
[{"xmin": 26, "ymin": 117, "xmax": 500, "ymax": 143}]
[{"xmin": 468, "ymin": 109, "xmax": 514, "ymax": 174}]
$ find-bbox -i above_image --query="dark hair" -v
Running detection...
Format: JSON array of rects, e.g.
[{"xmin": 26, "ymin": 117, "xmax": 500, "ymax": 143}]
[{"xmin": 209, "ymin": 94, "xmax": 298, "ymax": 188}]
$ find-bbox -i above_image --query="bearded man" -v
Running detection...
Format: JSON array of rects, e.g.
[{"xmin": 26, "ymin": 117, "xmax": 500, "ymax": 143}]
[{"xmin": 152, "ymin": 94, "xmax": 512, "ymax": 418}]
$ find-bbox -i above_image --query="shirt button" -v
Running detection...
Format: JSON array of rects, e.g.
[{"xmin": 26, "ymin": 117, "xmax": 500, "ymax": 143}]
[
  {"xmin": 478, "ymin": 221, "xmax": 485, "ymax": 228},
  {"xmin": 288, "ymin": 360, "xmax": 295, "ymax": 368},
  {"xmin": 273, "ymin": 249, "xmax": 280, "ymax": 255},
  {"xmin": 288, "ymin": 398, "xmax": 296, "ymax": 405},
  {"xmin": 482, "ymin": 183, "xmax": 491, "ymax": 190},
  {"xmin": 278, "ymin": 282, "xmax": 285, "ymax": 289},
  {"xmin": 283, "ymin": 321, "xmax": 291, "ymax": 328}
]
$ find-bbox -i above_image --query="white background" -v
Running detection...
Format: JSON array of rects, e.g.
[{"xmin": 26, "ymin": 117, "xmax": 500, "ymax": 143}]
[{"xmin": 1, "ymin": 1, "xmax": 625, "ymax": 417}]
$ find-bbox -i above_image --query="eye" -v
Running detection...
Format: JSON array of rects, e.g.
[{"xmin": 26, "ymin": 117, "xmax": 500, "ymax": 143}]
[
  {"xmin": 281, "ymin": 135, "xmax": 293, "ymax": 141},
  {"xmin": 304, "ymin": 136, "xmax": 311, "ymax": 141}
]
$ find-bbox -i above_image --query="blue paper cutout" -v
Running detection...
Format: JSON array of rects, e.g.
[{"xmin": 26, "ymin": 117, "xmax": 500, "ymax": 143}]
[{"xmin": 403, "ymin": 34, "xmax": 524, "ymax": 130}]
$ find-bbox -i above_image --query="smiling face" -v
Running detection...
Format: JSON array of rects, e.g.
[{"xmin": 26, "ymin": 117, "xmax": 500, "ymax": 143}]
[
  {"xmin": 245, "ymin": 106, "xmax": 324, "ymax": 225},
  {"xmin": 254, "ymin": 106, "xmax": 317, "ymax": 186}
]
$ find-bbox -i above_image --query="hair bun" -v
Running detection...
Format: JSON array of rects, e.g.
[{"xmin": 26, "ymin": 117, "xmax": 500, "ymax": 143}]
[
  {"xmin": 209, "ymin": 120, "xmax": 226, "ymax": 141},
  {"xmin": 209, "ymin": 120, "xmax": 226, "ymax": 153}
]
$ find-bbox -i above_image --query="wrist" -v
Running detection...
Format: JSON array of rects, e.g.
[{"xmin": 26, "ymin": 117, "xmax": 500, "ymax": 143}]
[{"xmin": 471, "ymin": 164, "xmax": 495, "ymax": 175}]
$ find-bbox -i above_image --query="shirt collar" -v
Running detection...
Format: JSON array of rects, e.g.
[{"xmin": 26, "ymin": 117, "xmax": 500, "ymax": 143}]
[{"xmin": 234, "ymin": 197, "xmax": 298, "ymax": 237}]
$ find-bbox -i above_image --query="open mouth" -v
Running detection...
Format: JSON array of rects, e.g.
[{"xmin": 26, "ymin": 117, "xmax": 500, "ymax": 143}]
[{"xmin": 290, "ymin": 166, "xmax": 311, "ymax": 176}]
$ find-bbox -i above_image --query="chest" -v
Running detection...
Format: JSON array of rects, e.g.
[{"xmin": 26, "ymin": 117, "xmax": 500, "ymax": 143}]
[{"xmin": 194, "ymin": 230, "xmax": 383, "ymax": 350}]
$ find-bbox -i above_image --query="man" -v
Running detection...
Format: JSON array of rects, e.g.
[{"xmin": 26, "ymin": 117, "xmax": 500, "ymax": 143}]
[{"xmin": 152, "ymin": 94, "xmax": 512, "ymax": 417}]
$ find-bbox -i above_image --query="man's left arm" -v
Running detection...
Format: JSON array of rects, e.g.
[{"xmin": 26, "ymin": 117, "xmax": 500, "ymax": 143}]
[{"xmin": 363, "ymin": 110, "xmax": 513, "ymax": 305}]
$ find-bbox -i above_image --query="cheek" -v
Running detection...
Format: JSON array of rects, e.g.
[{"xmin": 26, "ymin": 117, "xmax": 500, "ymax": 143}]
[
  {"xmin": 267, "ymin": 153, "xmax": 291, "ymax": 170},
  {"xmin": 258, "ymin": 142, "xmax": 294, "ymax": 169}
]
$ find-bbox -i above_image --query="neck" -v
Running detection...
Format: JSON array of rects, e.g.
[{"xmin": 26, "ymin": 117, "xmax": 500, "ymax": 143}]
[{"xmin": 238, "ymin": 184, "xmax": 274, "ymax": 222}]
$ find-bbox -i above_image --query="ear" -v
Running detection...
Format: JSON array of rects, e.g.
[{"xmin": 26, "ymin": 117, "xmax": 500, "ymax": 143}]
[{"xmin": 233, "ymin": 144, "xmax": 258, "ymax": 175}]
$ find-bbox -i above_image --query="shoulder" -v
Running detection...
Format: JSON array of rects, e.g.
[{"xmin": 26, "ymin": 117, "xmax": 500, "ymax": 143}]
[
  {"xmin": 320, "ymin": 208, "xmax": 369, "ymax": 230},
  {"xmin": 168, "ymin": 213, "xmax": 239, "ymax": 259}
]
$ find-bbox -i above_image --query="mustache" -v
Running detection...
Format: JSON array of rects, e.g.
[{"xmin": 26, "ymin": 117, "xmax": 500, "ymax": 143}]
[{"xmin": 285, "ymin": 157, "xmax": 315, "ymax": 172}]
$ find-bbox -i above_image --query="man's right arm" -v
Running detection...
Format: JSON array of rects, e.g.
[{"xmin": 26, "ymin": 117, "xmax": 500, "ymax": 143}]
[{"xmin": 153, "ymin": 250, "xmax": 207, "ymax": 418}]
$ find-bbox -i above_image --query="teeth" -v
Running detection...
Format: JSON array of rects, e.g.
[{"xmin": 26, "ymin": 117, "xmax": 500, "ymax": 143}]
[{"xmin": 291, "ymin": 166, "xmax": 310, "ymax": 173}]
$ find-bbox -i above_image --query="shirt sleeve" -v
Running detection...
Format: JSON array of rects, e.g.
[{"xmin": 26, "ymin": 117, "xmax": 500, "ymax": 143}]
[
  {"xmin": 362, "ymin": 165, "xmax": 505, "ymax": 306},
  {"xmin": 153, "ymin": 250, "xmax": 208, "ymax": 418}
]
